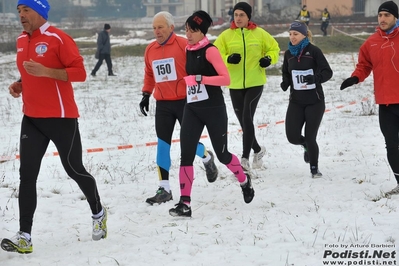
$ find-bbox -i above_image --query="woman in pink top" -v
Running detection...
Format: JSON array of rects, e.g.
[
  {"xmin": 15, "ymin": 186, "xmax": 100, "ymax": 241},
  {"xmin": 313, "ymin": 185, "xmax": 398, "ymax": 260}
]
[{"xmin": 168, "ymin": 10, "xmax": 255, "ymax": 217}]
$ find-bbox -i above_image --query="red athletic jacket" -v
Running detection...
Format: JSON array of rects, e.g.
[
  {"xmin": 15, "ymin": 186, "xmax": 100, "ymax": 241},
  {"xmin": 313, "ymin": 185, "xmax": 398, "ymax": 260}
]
[
  {"xmin": 352, "ymin": 26, "xmax": 399, "ymax": 104},
  {"xmin": 142, "ymin": 33, "xmax": 188, "ymax": 101},
  {"xmin": 17, "ymin": 22, "xmax": 86, "ymax": 118}
]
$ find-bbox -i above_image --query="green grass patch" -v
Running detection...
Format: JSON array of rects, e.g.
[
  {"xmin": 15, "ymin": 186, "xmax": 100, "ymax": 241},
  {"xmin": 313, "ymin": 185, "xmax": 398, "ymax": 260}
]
[
  {"xmin": 273, "ymin": 34, "xmax": 368, "ymax": 54},
  {"xmin": 79, "ymin": 44, "xmax": 147, "ymax": 57},
  {"xmin": 64, "ymin": 28, "xmax": 130, "ymax": 39},
  {"xmin": 64, "ymin": 28, "xmax": 97, "ymax": 39},
  {"xmin": 0, "ymin": 32, "xmax": 369, "ymax": 60}
]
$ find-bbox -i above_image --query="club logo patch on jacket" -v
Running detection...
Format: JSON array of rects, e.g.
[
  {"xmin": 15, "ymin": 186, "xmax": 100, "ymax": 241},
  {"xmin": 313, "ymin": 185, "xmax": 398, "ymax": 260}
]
[{"xmin": 35, "ymin": 44, "xmax": 48, "ymax": 57}]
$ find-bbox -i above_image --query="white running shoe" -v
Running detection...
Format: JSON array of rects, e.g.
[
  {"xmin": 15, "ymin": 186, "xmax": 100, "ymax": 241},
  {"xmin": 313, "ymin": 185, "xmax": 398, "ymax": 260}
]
[
  {"xmin": 1, "ymin": 231, "xmax": 32, "ymax": 254},
  {"xmin": 253, "ymin": 146, "xmax": 266, "ymax": 169},
  {"xmin": 241, "ymin": 158, "xmax": 250, "ymax": 172},
  {"xmin": 92, "ymin": 208, "xmax": 107, "ymax": 241}
]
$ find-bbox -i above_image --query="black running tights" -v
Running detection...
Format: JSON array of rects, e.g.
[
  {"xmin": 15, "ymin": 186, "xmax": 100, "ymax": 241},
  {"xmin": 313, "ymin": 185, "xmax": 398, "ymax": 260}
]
[
  {"xmin": 18, "ymin": 116, "xmax": 102, "ymax": 234},
  {"xmin": 379, "ymin": 104, "xmax": 399, "ymax": 182},
  {"xmin": 285, "ymin": 100, "xmax": 325, "ymax": 167}
]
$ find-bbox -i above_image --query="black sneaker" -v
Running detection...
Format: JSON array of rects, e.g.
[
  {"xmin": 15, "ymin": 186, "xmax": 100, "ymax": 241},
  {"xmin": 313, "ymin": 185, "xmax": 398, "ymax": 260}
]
[
  {"xmin": 146, "ymin": 187, "xmax": 173, "ymax": 205},
  {"xmin": 204, "ymin": 150, "xmax": 218, "ymax": 183},
  {"xmin": 108, "ymin": 73, "xmax": 117, "ymax": 76},
  {"xmin": 311, "ymin": 166, "xmax": 322, "ymax": 178},
  {"xmin": 169, "ymin": 201, "xmax": 192, "ymax": 217},
  {"xmin": 90, "ymin": 73, "xmax": 96, "ymax": 77},
  {"xmin": 241, "ymin": 174, "xmax": 254, "ymax": 203},
  {"xmin": 303, "ymin": 144, "xmax": 310, "ymax": 163}
]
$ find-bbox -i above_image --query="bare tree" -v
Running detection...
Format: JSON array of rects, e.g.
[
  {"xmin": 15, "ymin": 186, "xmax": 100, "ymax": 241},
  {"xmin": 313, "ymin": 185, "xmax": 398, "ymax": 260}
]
[{"xmin": 68, "ymin": 6, "xmax": 87, "ymax": 28}]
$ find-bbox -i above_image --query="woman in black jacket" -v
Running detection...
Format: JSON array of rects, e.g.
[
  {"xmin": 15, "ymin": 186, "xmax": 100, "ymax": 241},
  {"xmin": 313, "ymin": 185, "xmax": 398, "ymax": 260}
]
[{"xmin": 281, "ymin": 21, "xmax": 333, "ymax": 178}]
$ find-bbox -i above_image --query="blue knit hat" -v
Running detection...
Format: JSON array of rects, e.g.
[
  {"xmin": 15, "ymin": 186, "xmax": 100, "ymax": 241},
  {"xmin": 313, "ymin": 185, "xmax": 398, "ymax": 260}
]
[
  {"xmin": 17, "ymin": 0, "xmax": 51, "ymax": 20},
  {"xmin": 289, "ymin": 21, "xmax": 308, "ymax": 36}
]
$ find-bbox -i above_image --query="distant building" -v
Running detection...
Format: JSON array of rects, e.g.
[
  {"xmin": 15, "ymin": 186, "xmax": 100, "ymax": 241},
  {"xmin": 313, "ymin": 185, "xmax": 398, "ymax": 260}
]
[
  {"xmin": 70, "ymin": 0, "xmax": 93, "ymax": 7},
  {"xmin": 66, "ymin": 0, "xmax": 399, "ymax": 19},
  {"xmin": 142, "ymin": 0, "xmax": 236, "ymax": 18},
  {"xmin": 294, "ymin": 0, "xmax": 399, "ymax": 17},
  {"xmin": 0, "ymin": 13, "xmax": 18, "ymax": 26},
  {"xmin": 364, "ymin": 0, "xmax": 399, "ymax": 17},
  {"xmin": 143, "ymin": 0, "xmax": 195, "ymax": 17}
]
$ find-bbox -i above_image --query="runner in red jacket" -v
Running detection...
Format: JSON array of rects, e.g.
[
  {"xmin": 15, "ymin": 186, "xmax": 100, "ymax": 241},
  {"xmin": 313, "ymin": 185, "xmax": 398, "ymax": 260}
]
[
  {"xmin": 1, "ymin": 0, "xmax": 107, "ymax": 254},
  {"xmin": 341, "ymin": 1, "xmax": 399, "ymax": 196},
  {"xmin": 16, "ymin": 23, "xmax": 84, "ymax": 118}
]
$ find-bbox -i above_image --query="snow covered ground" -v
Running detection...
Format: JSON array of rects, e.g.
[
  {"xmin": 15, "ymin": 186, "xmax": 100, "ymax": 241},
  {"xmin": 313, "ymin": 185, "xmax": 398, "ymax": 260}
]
[{"xmin": 0, "ymin": 31, "xmax": 398, "ymax": 266}]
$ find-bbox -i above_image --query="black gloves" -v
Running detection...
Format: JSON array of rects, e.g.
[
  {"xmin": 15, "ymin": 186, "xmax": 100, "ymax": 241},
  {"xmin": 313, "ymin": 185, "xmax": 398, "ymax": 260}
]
[
  {"xmin": 139, "ymin": 93, "xmax": 150, "ymax": 116},
  {"xmin": 259, "ymin": 56, "xmax": 272, "ymax": 68},
  {"xmin": 227, "ymin": 53, "xmax": 241, "ymax": 64},
  {"xmin": 228, "ymin": 54, "xmax": 271, "ymax": 67},
  {"xmin": 340, "ymin": 76, "xmax": 359, "ymax": 90},
  {"xmin": 280, "ymin": 82, "xmax": 289, "ymax": 91},
  {"xmin": 303, "ymin": 75, "xmax": 315, "ymax": 85}
]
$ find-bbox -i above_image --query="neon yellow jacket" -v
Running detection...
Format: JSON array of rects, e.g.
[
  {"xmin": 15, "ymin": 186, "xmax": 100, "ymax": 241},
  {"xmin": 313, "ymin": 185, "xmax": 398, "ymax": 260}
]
[{"xmin": 214, "ymin": 22, "xmax": 280, "ymax": 89}]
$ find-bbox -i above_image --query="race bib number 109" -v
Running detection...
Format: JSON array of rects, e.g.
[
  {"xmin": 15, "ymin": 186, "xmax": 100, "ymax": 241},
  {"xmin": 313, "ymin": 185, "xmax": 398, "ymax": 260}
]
[{"xmin": 292, "ymin": 69, "xmax": 316, "ymax": 90}]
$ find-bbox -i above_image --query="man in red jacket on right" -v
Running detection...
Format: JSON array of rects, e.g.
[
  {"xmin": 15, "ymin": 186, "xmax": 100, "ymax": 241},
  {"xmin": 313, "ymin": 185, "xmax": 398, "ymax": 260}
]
[{"xmin": 341, "ymin": 1, "xmax": 399, "ymax": 196}]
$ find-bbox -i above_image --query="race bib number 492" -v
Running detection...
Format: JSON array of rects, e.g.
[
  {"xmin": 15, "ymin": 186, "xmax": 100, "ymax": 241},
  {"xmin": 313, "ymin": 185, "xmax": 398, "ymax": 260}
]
[{"xmin": 186, "ymin": 84, "xmax": 209, "ymax": 103}]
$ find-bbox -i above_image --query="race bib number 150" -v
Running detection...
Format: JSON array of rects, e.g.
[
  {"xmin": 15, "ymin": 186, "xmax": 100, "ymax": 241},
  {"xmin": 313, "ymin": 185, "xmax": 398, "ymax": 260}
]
[{"xmin": 152, "ymin": 58, "xmax": 177, "ymax": 83}]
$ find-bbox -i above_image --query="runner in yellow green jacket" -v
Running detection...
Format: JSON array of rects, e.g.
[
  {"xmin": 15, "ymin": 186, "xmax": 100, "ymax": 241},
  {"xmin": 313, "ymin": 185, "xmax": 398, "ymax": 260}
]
[{"xmin": 214, "ymin": 2, "xmax": 280, "ymax": 173}]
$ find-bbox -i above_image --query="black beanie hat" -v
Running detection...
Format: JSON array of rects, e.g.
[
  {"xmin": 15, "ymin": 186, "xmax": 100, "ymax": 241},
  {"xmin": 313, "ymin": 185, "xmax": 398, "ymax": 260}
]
[
  {"xmin": 378, "ymin": 1, "xmax": 398, "ymax": 19},
  {"xmin": 233, "ymin": 2, "xmax": 252, "ymax": 20},
  {"xmin": 186, "ymin": 10, "xmax": 212, "ymax": 35},
  {"xmin": 104, "ymin": 23, "xmax": 111, "ymax": 30}
]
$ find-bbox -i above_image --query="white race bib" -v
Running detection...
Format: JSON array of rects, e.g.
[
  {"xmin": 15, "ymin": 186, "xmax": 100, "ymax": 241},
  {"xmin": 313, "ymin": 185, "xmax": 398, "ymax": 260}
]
[
  {"xmin": 292, "ymin": 69, "xmax": 316, "ymax": 90},
  {"xmin": 152, "ymin": 57, "xmax": 177, "ymax": 83},
  {"xmin": 186, "ymin": 84, "xmax": 209, "ymax": 103}
]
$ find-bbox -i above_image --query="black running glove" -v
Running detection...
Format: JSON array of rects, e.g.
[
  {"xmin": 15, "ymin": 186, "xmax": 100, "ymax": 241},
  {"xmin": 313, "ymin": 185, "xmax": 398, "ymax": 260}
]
[
  {"xmin": 259, "ymin": 56, "xmax": 272, "ymax": 68},
  {"xmin": 340, "ymin": 76, "xmax": 359, "ymax": 90},
  {"xmin": 227, "ymin": 53, "xmax": 241, "ymax": 64},
  {"xmin": 280, "ymin": 82, "xmax": 289, "ymax": 91},
  {"xmin": 139, "ymin": 93, "xmax": 150, "ymax": 116},
  {"xmin": 303, "ymin": 75, "xmax": 315, "ymax": 85}
]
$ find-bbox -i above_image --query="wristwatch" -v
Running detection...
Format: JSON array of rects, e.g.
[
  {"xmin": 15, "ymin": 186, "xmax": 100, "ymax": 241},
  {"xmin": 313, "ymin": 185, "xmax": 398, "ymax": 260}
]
[{"xmin": 195, "ymin": 75, "xmax": 202, "ymax": 83}]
